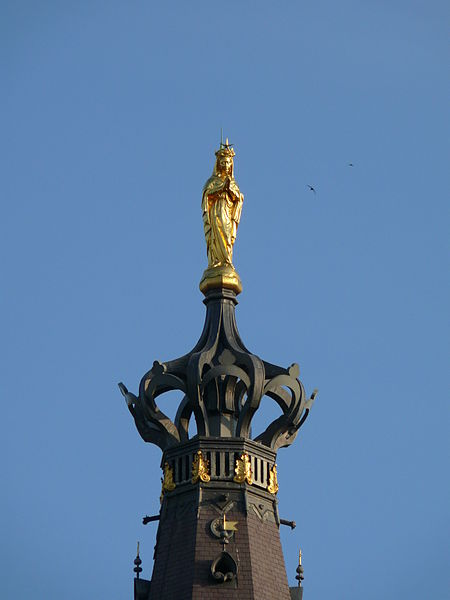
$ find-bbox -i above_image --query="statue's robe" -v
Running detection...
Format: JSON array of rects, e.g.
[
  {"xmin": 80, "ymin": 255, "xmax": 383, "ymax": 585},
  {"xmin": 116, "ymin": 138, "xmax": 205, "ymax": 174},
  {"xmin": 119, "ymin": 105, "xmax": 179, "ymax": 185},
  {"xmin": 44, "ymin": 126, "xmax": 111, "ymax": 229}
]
[{"xmin": 201, "ymin": 175, "xmax": 243, "ymax": 268}]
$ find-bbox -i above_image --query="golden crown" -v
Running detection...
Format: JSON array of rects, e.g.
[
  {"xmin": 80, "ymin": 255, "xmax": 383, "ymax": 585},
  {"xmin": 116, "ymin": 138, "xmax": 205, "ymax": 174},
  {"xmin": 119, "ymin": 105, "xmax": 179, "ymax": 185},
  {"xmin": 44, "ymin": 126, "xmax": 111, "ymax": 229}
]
[{"xmin": 215, "ymin": 137, "xmax": 235, "ymax": 158}]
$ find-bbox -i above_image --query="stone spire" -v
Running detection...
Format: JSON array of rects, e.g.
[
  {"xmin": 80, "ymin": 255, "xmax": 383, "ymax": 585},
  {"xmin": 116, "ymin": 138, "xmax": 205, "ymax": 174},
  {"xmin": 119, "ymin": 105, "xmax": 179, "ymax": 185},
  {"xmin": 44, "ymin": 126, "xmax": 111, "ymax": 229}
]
[{"xmin": 119, "ymin": 141, "xmax": 317, "ymax": 599}]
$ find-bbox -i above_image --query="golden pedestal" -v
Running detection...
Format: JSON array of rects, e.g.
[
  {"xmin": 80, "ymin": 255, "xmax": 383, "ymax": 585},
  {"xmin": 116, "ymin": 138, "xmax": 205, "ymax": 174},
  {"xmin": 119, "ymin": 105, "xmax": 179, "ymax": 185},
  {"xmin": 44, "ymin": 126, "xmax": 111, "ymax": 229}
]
[{"xmin": 199, "ymin": 264, "xmax": 242, "ymax": 295}]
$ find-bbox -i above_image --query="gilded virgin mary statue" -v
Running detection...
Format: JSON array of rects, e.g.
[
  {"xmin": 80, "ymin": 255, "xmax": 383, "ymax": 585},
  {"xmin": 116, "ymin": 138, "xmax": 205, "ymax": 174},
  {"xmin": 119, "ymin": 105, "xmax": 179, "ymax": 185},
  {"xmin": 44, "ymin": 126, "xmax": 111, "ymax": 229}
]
[{"xmin": 199, "ymin": 140, "xmax": 244, "ymax": 294}]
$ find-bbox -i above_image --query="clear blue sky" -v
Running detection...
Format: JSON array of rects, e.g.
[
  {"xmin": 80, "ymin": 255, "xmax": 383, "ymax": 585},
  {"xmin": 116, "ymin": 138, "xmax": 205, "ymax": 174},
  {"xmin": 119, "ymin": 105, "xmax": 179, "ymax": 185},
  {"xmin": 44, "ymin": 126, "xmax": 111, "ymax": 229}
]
[{"xmin": 2, "ymin": 2, "xmax": 448, "ymax": 598}]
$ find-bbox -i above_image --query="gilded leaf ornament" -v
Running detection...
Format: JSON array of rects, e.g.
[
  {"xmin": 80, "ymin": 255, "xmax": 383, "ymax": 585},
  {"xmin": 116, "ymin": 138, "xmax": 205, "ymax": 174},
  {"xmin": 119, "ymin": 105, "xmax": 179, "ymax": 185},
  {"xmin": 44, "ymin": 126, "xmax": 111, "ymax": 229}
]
[
  {"xmin": 267, "ymin": 464, "xmax": 279, "ymax": 494},
  {"xmin": 192, "ymin": 450, "xmax": 211, "ymax": 484},
  {"xmin": 233, "ymin": 453, "xmax": 253, "ymax": 485},
  {"xmin": 160, "ymin": 462, "xmax": 176, "ymax": 502}
]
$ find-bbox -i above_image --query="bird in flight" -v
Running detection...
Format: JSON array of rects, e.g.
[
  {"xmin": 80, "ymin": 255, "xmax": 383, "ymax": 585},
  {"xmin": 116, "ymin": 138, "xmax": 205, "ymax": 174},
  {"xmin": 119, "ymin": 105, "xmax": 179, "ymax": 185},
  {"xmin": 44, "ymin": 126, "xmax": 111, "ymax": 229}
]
[
  {"xmin": 348, "ymin": 163, "xmax": 354, "ymax": 167},
  {"xmin": 307, "ymin": 185, "xmax": 316, "ymax": 194}
]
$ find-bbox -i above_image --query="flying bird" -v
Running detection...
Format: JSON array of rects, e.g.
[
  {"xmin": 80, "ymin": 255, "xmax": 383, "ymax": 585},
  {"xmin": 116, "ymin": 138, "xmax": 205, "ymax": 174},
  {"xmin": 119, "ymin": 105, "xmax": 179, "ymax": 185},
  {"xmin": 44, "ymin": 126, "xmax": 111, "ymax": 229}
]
[
  {"xmin": 348, "ymin": 163, "xmax": 354, "ymax": 167},
  {"xmin": 307, "ymin": 185, "xmax": 316, "ymax": 194}
]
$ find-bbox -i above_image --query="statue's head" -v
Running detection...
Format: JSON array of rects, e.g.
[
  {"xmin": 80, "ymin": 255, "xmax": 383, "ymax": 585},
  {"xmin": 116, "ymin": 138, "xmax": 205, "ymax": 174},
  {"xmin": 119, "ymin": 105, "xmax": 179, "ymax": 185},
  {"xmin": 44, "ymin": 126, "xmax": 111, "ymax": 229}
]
[{"xmin": 214, "ymin": 142, "xmax": 235, "ymax": 178}]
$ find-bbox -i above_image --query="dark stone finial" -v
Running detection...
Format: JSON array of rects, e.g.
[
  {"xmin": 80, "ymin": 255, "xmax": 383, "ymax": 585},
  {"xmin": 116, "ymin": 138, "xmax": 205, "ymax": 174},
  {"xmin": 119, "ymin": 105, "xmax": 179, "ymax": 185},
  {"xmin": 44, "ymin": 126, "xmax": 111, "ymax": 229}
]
[
  {"xmin": 295, "ymin": 549, "xmax": 304, "ymax": 587},
  {"xmin": 133, "ymin": 542, "xmax": 142, "ymax": 579}
]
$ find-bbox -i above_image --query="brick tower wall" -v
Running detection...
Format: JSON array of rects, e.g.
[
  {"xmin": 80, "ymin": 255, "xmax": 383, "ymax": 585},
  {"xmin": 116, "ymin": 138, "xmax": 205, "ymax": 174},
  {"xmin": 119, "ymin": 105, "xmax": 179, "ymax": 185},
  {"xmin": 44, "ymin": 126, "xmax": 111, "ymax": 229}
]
[{"xmin": 149, "ymin": 480, "xmax": 291, "ymax": 600}]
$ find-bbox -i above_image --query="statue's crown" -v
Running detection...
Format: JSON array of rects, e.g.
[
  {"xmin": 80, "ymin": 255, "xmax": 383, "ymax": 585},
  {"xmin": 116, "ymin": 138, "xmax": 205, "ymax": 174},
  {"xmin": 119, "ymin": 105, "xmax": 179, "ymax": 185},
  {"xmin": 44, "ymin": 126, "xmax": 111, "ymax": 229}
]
[{"xmin": 215, "ymin": 138, "xmax": 235, "ymax": 158}]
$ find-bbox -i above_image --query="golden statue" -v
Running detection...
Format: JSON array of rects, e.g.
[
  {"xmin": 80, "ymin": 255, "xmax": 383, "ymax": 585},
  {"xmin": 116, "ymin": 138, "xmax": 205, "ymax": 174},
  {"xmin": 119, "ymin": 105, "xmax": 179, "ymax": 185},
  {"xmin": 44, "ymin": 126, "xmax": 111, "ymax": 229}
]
[{"xmin": 199, "ymin": 139, "xmax": 244, "ymax": 295}]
